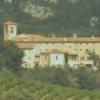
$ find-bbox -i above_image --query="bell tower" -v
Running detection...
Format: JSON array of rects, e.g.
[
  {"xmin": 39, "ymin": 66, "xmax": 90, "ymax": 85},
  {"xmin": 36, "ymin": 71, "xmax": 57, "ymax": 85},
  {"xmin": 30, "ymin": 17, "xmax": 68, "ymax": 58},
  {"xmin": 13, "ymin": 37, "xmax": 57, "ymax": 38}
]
[{"xmin": 4, "ymin": 21, "xmax": 17, "ymax": 41}]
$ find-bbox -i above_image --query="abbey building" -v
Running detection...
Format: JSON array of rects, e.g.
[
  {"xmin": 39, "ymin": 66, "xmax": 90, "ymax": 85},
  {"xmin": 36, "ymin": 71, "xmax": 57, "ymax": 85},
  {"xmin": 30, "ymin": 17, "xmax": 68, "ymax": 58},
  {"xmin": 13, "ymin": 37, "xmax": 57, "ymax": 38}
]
[{"xmin": 3, "ymin": 21, "xmax": 100, "ymax": 68}]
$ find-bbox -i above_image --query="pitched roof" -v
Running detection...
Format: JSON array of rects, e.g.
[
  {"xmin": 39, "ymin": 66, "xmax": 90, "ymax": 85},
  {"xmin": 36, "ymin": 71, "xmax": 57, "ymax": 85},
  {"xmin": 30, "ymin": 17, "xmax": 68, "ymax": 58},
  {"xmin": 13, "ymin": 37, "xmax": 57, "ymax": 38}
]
[
  {"xmin": 12, "ymin": 34, "xmax": 100, "ymax": 43},
  {"xmin": 15, "ymin": 42, "xmax": 35, "ymax": 49},
  {"xmin": 12, "ymin": 34, "xmax": 46, "ymax": 42}
]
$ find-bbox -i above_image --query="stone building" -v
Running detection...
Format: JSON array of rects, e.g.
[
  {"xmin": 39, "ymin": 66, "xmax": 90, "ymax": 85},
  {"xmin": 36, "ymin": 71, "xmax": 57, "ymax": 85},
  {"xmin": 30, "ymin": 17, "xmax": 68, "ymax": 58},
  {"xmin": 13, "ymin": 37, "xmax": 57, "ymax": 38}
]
[{"xmin": 3, "ymin": 21, "xmax": 100, "ymax": 68}]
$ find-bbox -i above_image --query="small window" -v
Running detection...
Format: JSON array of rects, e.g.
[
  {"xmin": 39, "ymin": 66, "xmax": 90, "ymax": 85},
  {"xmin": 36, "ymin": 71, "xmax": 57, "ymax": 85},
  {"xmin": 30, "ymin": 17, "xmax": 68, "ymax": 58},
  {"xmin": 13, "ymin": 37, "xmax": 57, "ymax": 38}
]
[
  {"xmin": 10, "ymin": 27, "xmax": 14, "ymax": 33},
  {"xmin": 45, "ymin": 55, "xmax": 48, "ymax": 59},
  {"xmin": 35, "ymin": 55, "xmax": 40, "ymax": 58},
  {"xmin": 45, "ymin": 43, "xmax": 48, "ymax": 45},
  {"xmin": 81, "ymin": 56, "xmax": 84, "ymax": 60},
  {"xmin": 56, "ymin": 56, "xmax": 58, "ymax": 60},
  {"xmin": 93, "ymin": 48, "xmax": 95, "ymax": 52},
  {"xmin": 74, "ymin": 49, "xmax": 77, "ymax": 51},
  {"xmin": 86, "ymin": 48, "xmax": 89, "ymax": 51},
  {"xmin": 86, "ymin": 49, "xmax": 90, "ymax": 54}
]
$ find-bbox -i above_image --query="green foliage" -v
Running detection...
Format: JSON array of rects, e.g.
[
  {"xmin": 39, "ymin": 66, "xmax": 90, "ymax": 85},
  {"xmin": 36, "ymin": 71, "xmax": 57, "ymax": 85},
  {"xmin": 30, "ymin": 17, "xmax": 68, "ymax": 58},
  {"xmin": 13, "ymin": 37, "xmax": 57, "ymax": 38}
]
[
  {"xmin": 0, "ymin": 0, "xmax": 100, "ymax": 35},
  {"xmin": 0, "ymin": 41, "xmax": 24, "ymax": 72},
  {"xmin": 0, "ymin": 70, "xmax": 100, "ymax": 100},
  {"xmin": 77, "ymin": 67, "xmax": 96, "ymax": 89},
  {"xmin": 22, "ymin": 66, "xmax": 98, "ymax": 90}
]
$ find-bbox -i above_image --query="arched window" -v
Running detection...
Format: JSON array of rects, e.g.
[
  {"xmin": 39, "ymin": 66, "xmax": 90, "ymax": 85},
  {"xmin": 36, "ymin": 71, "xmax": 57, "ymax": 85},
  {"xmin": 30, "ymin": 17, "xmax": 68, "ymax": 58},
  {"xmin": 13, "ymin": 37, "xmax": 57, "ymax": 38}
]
[
  {"xmin": 86, "ymin": 49, "xmax": 89, "ymax": 54},
  {"xmin": 56, "ymin": 56, "xmax": 58, "ymax": 60},
  {"xmin": 10, "ymin": 27, "xmax": 14, "ymax": 33}
]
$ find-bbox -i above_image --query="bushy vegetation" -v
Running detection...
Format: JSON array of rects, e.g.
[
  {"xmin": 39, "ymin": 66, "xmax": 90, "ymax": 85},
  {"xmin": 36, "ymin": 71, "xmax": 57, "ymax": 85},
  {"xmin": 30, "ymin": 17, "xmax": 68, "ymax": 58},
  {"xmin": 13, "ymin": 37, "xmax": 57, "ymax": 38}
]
[
  {"xmin": 22, "ymin": 66, "xmax": 100, "ymax": 90},
  {"xmin": 0, "ymin": 69, "xmax": 100, "ymax": 100},
  {"xmin": 0, "ymin": 41, "xmax": 23, "ymax": 72}
]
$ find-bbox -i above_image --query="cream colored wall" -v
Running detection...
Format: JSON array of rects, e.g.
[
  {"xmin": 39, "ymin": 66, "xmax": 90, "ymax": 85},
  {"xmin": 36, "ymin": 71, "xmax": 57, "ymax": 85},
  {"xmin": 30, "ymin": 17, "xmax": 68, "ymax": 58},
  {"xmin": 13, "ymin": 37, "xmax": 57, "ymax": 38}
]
[
  {"xmin": 75, "ymin": 43, "xmax": 94, "ymax": 60},
  {"xmin": 22, "ymin": 49, "xmax": 35, "ymax": 68},
  {"xmin": 94, "ymin": 43, "xmax": 100, "ymax": 55},
  {"xmin": 49, "ymin": 53, "xmax": 65, "ymax": 66},
  {"xmin": 36, "ymin": 42, "xmax": 100, "ymax": 61},
  {"xmin": 22, "ymin": 42, "xmax": 100, "ymax": 68},
  {"xmin": 39, "ymin": 54, "xmax": 49, "ymax": 67}
]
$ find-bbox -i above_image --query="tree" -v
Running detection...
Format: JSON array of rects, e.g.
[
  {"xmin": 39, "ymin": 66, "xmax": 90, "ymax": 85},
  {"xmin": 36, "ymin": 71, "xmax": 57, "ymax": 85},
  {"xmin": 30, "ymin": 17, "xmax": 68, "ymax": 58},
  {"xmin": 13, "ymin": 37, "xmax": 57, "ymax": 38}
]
[
  {"xmin": 0, "ymin": 41, "xmax": 24, "ymax": 72},
  {"xmin": 87, "ymin": 51, "xmax": 100, "ymax": 68},
  {"xmin": 77, "ymin": 67, "xmax": 96, "ymax": 90}
]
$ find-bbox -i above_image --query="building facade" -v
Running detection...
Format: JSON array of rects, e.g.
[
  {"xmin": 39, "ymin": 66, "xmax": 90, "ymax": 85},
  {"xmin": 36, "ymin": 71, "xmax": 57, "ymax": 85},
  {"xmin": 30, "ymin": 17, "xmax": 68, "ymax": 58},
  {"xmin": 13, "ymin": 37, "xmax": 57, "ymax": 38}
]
[{"xmin": 3, "ymin": 21, "xmax": 100, "ymax": 68}]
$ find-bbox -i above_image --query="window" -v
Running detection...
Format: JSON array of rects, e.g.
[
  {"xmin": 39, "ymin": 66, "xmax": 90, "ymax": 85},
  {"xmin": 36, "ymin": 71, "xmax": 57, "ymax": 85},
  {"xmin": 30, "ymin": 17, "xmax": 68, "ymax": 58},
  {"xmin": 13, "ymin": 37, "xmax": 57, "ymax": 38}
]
[
  {"xmin": 86, "ymin": 49, "xmax": 89, "ymax": 53},
  {"xmin": 10, "ymin": 27, "xmax": 14, "ymax": 33},
  {"xmin": 45, "ymin": 43, "xmax": 48, "ymax": 45},
  {"xmin": 45, "ymin": 55, "xmax": 48, "ymax": 59},
  {"xmin": 74, "ymin": 48, "xmax": 77, "ymax": 51},
  {"xmin": 56, "ymin": 56, "xmax": 58, "ymax": 60},
  {"xmin": 35, "ymin": 55, "xmax": 40, "ymax": 58},
  {"xmin": 81, "ymin": 56, "xmax": 84, "ymax": 60},
  {"xmin": 93, "ymin": 48, "xmax": 95, "ymax": 52}
]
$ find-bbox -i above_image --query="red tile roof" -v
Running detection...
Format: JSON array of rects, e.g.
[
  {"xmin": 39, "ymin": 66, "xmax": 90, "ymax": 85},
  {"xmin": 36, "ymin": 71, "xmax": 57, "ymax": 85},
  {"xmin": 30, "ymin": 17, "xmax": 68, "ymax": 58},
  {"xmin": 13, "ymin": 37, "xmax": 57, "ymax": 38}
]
[
  {"xmin": 12, "ymin": 34, "xmax": 100, "ymax": 43},
  {"xmin": 15, "ymin": 42, "xmax": 35, "ymax": 49},
  {"xmin": 12, "ymin": 34, "xmax": 46, "ymax": 42}
]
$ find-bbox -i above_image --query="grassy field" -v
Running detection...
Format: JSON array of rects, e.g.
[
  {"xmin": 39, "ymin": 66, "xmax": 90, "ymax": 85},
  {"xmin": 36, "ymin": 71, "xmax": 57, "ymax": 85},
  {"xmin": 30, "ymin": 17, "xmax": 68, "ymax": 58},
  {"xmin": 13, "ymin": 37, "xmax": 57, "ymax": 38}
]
[{"xmin": 0, "ymin": 70, "xmax": 100, "ymax": 100}]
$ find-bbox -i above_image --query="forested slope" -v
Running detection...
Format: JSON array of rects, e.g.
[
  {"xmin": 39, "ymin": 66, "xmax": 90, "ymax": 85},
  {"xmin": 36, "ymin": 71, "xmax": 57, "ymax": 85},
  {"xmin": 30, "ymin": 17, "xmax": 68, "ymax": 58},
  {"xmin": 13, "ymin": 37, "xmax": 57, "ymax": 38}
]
[{"xmin": 0, "ymin": 0, "xmax": 100, "ymax": 35}]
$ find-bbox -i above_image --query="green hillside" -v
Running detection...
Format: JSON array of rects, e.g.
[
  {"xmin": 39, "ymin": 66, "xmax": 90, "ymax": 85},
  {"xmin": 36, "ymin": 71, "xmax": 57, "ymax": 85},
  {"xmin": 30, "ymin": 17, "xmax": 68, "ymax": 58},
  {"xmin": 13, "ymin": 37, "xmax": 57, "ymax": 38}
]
[
  {"xmin": 0, "ymin": 70, "xmax": 100, "ymax": 100},
  {"xmin": 0, "ymin": 0, "xmax": 100, "ymax": 35}
]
